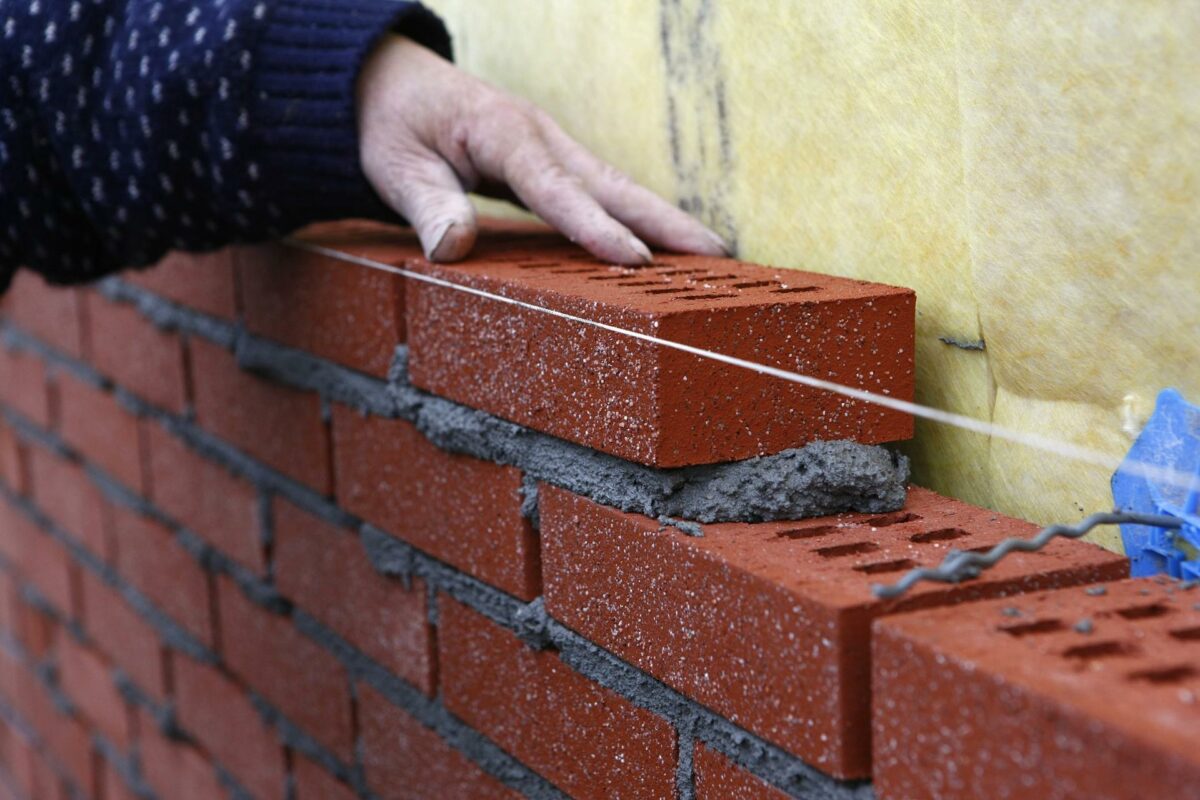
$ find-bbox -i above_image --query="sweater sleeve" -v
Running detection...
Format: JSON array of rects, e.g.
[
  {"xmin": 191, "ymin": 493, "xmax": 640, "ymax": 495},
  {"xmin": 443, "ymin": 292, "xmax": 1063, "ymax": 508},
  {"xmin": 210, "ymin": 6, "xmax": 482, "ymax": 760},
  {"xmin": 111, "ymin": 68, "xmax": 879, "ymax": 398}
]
[{"xmin": 0, "ymin": 0, "xmax": 450, "ymax": 292}]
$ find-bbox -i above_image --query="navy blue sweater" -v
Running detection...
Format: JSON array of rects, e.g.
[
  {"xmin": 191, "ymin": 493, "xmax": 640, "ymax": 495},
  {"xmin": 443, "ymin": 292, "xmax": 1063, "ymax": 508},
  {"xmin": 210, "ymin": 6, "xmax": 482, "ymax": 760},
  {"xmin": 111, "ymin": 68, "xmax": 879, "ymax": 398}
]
[{"xmin": 0, "ymin": 0, "xmax": 450, "ymax": 292}]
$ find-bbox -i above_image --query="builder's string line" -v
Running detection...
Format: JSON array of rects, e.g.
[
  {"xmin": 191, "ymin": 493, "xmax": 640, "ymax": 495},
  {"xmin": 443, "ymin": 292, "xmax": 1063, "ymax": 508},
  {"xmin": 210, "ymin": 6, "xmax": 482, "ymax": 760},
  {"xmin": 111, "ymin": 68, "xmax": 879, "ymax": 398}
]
[{"xmin": 290, "ymin": 239, "xmax": 1194, "ymax": 496}]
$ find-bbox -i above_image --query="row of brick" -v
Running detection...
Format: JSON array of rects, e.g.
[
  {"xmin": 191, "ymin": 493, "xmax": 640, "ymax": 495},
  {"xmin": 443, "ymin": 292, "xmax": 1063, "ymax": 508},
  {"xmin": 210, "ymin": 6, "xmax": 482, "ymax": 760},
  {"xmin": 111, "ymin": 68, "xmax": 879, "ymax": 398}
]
[{"xmin": 3, "ymin": 217, "xmax": 916, "ymax": 469}]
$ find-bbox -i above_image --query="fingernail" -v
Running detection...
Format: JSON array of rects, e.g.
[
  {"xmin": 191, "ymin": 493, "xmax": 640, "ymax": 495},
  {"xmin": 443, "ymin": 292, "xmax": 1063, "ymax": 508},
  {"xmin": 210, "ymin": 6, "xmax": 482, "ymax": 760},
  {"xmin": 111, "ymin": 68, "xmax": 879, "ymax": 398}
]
[
  {"xmin": 628, "ymin": 235, "xmax": 653, "ymax": 264},
  {"xmin": 428, "ymin": 221, "xmax": 457, "ymax": 261},
  {"xmin": 705, "ymin": 229, "xmax": 733, "ymax": 256}
]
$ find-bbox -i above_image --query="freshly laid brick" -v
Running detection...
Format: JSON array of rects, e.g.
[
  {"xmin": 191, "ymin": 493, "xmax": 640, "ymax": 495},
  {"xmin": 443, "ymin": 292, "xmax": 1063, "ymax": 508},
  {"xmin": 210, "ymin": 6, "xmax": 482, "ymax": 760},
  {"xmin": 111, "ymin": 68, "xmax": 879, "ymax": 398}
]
[
  {"xmin": 56, "ymin": 373, "xmax": 144, "ymax": 493},
  {"xmin": 272, "ymin": 499, "xmax": 433, "ymax": 691},
  {"xmin": 216, "ymin": 575, "xmax": 354, "ymax": 760},
  {"xmin": 333, "ymin": 408, "xmax": 539, "ymax": 600},
  {"xmin": 0, "ymin": 497, "xmax": 74, "ymax": 616},
  {"xmin": 190, "ymin": 338, "xmax": 331, "ymax": 494},
  {"xmin": 0, "ymin": 419, "xmax": 26, "ymax": 494},
  {"xmin": 0, "ymin": 272, "xmax": 86, "ymax": 358},
  {"xmin": 124, "ymin": 249, "xmax": 240, "ymax": 320},
  {"xmin": 173, "ymin": 655, "xmax": 286, "ymax": 800},
  {"xmin": 0, "ymin": 343, "xmax": 50, "ymax": 426},
  {"xmin": 240, "ymin": 221, "xmax": 420, "ymax": 377},
  {"xmin": 541, "ymin": 486, "xmax": 1129, "ymax": 779},
  {"xmin": 57, "ymin": 635, "xmax": 130, "ymax": 748},
  {"xmin": 79, "ymin": 571, "xmax": 167, "ymax": 701},
  {"xmin": 292, "ymin": 755, "xmax": 357, "ymax": 800},
  {"xmin": 439, "ymin": 596, "xmax": 676, "ymax": 800},
  {"xmin": 110, "ymin": 504, "xmax": 212, "ymax": 646},
  {"xmin": 874, "ymin": 576, "xmax": 1200, "ymax": 800},
  {"xmin": 28, "ymin": 447, "xmax": 109, "ymax": 559},
  {"xmin": 693, "ymin": 744, "xmax": 792, "ymax": 800},
  {"xmin": 358, "ymin": 684, "xmax": 522, "ymax": 800},
  {"xmin": 137, "ymin": 708, "xmax": 224, "ymax": 800},
  {"xmin": 84, "ymin": 294, "xmax": 187, "ymax": 412},
  {"xmin": 143, "ymin": 421, "xmax": 263, "ymax": 573},
  {"xmin": 406, "ymin": 224, "xmax": 915, "ymax": 467}
]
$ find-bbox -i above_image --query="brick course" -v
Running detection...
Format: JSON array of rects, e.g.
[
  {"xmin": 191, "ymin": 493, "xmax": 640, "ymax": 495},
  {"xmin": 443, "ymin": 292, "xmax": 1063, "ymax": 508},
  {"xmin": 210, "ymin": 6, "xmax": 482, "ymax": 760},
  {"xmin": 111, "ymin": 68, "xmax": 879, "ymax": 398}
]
[
  {"xmin": 123, "ymin": 249, "xmax": 239, "ymax": 320},
  {"xmin": 0, "ymin": 343, "xmax": 51, "ymax": 427},
  {"xmin": 541, "ymin": 485, "xmax": 1129, "ymax": 778},
  {"xmin": 55, "ymin": 373, "xmax": 144, "ymax": 493},
  {"xmin": 406, "ymin": 225, "xmax": 915, "ymax": 467}
]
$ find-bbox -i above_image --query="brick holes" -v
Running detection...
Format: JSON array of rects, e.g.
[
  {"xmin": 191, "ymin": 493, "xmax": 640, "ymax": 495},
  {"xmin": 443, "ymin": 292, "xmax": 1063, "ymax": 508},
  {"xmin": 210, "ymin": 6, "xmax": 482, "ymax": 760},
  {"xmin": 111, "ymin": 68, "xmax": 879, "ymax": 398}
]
[
  {"xmin": 674, "ymin": 293, "xmax": 738, "ymax": 301},
  {"xmin": 775, "ymin": 524, "xmax": 842, "ymax": 540},
  {"xmin": 772, "ymin": 286, "xmax": 820, "ymax": 294},
  {"xmin": 814, "ymin": 541, "xmax": 880, "ymax": 558},
  {"xmin": 910, "ymin": 527, "xmax": 971, "ymax": 544},
  {"xmin": 1168, "ymin": 626, "xmax": 1200, "ymax": 641},
  {"xmin": 853, "ymin": 558, "xmax": 916, "ymax": 575},
  {"xmin": 1061, "ymin": 640, "xmax": 1138, "ymax": 661},
  {"xmin": 1113, "ymin": 603, "xmax": 1171, "ymax": 620},
  {"xmin": 644, "ymin": 287, "xmax": 692, "ymax": 295},
  {"xmin": 864, "ymin": 511, "xmax": 921, "ymax": 527},
  {"xmin": 1126, "ymin": 665, "xmax": 1197, "ymax": 685},
  {"xmin": 1000, "ymin": 619, "xmax": 1066, "ymax": 637}
]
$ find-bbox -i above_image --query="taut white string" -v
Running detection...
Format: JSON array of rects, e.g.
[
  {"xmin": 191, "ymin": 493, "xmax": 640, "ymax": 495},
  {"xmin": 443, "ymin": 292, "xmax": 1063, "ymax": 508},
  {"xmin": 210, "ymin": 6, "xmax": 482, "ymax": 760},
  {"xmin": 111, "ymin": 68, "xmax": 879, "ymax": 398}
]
[{"xmin": 288, "ymin": 240, "xmax": 1198, "ymax": 495}]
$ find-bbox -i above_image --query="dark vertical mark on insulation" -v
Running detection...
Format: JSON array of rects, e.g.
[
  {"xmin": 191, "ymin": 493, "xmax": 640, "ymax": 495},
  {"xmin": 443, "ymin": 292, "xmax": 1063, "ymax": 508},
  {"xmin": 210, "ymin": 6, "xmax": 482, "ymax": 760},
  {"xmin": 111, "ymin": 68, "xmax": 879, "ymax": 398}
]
[{"xmin": 658, "ymin": 0, "xmax": 738, "ymax": 251}]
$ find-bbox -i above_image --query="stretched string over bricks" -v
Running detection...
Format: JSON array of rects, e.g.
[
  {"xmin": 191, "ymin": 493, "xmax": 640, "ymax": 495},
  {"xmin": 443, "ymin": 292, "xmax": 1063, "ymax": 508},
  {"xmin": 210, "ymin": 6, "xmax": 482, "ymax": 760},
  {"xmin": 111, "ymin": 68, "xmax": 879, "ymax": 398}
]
[{"xmin": 289, "ymin": 240, "xmax": 1195, "ymax": 493}]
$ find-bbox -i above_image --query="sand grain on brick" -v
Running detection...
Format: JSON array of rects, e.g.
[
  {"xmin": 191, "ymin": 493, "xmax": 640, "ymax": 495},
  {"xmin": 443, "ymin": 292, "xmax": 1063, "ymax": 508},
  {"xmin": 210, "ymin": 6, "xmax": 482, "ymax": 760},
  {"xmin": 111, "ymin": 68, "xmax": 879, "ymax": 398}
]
[
  {"xmin": 406, "ymin": 223, "xmax": 915, "ymax": 467},
  {"xmin": 541, "ymin": 485, "xmax": 1129, "ymax": 778},
  {"xmin": 873, "ymin": 576, "xmax": 1200, "ymax": 800}
]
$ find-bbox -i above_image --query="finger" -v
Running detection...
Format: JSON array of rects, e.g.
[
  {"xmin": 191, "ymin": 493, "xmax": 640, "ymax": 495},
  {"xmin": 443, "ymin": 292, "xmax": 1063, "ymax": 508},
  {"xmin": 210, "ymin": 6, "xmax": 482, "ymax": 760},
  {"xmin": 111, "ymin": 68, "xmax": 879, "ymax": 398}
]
[
  {"xmin": 540, "ymin": 121, "xmax": 731, "ymax": 257},
  {"xmin": 379, "ymin": 152, "xmax": 478, "ymax": 261},
  {"xmin": 502, "ymin": 138, "xmax": 652, "ymax": 265}
]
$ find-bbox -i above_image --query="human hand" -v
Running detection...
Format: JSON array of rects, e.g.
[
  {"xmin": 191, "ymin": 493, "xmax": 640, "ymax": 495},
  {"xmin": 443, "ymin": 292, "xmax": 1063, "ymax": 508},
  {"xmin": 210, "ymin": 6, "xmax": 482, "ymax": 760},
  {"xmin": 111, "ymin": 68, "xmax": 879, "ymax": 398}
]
[{"xmin": 356, "ymin": 36, "xmax": 730, "ymax": 264}]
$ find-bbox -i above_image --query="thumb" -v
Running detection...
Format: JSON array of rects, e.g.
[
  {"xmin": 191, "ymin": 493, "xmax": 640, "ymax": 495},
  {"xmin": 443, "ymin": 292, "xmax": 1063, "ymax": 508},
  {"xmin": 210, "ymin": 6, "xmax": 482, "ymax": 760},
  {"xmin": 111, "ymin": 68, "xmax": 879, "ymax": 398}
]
[{"xmin": 384, "ymin": 154, "xmax": 478, "ymax": 262}]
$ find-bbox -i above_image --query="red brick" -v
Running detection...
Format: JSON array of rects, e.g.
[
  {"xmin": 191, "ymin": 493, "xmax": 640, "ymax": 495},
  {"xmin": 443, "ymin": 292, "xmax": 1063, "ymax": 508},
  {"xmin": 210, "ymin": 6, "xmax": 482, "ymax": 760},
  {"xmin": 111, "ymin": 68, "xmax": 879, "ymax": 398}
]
[
  {"xmin": 0, "ymin": 497, "xmax": 74, "ymax": 616},
  {"xmin": 0, "ymin": 725, "xmax": 36, "ymax": 799},
  {"xmin": 0, "ymin": 344, "xmax": 50, "ymax": 427},
  {"xmin": 28, "ymin": 448, "xmax": 109, "ymax": 559},
  {"xmin": 439, "ymin": 597, "xmax": 676, "ymax": 800},
  {"xmin": 332, "ymin": 408, "xmax": 539, "ymax": 600},
  {"xmin": 84, "ymin": 294, "xmax": 187, "ymax": 412},
  {"xmin": 79, "ymin": 571, "xmax": 167, "ymax": 701},
  {"xmin": 216, "ymin": 576, "xmax": 354, "ymax": 760},
  {"xmin": 0, "ymin": 571, "xmax": 17, "ymax": 639},
  {"xmin": 173, "ymin": 656, "xmax": 286, "ymax": 799},
  {"xmin": 358, "ymin": 684, "xmax": 521, "ymax": 800},
  {"xmin": 272, "ymin": 499, "xmax": 432, "ymax": 690},
  {"xmin": 28, "ymin": 749, "xmax": 67, "ymax": 800},
  {"xmin": 136, "ymin": 708, "xmax": 223, "ymax": 800},
  {"xmin": 57, "ymin": 635, "xmax": 130, "ymax": 748},
  {"xmin": 541, "ymin": 486, "xmax": 1129, "ymax": 779},
  {"xmin": 100, "ymin": 759, "xmax": 140, "ymax": 800},
  {"xmin": 693, "ymin": 744, "xmax": 791, "ymax": 800},
  {"xmin": 406, "ymin": 224, "xmax": 914, "ymax": 467},
  {"xmin": 190, "ymin": 338, "xmax": 330, "ymax": 493},
  {"xmin": 124, "ymin": 249, "xmax": 239, "ymax": 320},
  {"xmin": 292, "ymin": 755, "xmax": 356, "ymax": 800},
  {"xmin": 14, "ymin": 600, "xmax": 59, "ymax": 661},
  {"xmin": 874, "ymin": 576, "xmax": 1200, "ymax": 800},
  {"xmin": 0, "ymin": 272, "xmax": 85, "ymax": 357},
  {"xmin": 109, "ymin": 504, "xmax": 212, "ymax": 646},
  {"xmin": 14, "ymin": 670, "xmax": 92, "ymax": 791},
  {"xmin": 56, "ymin": 374, "xmax": 143, "ymax": 493},
  {"xmin": 0, "ymin": 419, "xmax": 26, "ymax": 495},
  {"xmin": 240, "ymin": 220, "xmax": 420, "ymax": 377},
  {"xmin": 143, "ymin": 421, "xmax": 262, "ymax": 573}
]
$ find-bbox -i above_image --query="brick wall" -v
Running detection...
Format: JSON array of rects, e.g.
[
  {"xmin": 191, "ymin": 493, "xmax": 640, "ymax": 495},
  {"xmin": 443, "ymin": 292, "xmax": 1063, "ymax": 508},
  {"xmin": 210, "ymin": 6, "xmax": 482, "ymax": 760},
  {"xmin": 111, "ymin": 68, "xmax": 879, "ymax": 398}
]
[{"xmin": 0, "ymin": 220, "xmax": 1191, "ymax": 800}]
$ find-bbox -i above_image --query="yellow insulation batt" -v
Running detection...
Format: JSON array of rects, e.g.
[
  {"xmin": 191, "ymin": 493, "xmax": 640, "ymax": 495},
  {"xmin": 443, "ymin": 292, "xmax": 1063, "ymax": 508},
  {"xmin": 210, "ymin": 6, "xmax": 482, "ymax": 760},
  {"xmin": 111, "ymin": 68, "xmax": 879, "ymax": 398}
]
[{"xmin": 426, "ymin": 0, "xmax": 1200, "ymax": 550}]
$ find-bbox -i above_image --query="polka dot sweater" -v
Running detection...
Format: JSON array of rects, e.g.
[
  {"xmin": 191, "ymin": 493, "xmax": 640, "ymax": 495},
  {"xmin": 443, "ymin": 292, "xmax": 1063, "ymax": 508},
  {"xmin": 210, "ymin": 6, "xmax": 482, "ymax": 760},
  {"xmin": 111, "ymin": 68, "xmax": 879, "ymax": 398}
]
[{"xmin": 0, "ymin": 0, "xmax": 450, "ymax": 292}]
